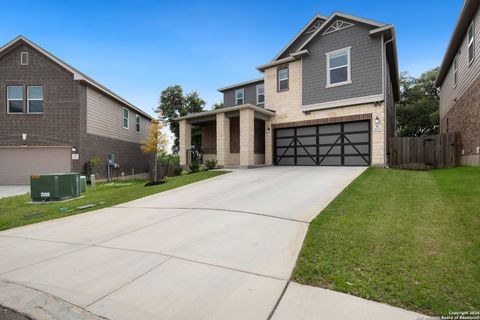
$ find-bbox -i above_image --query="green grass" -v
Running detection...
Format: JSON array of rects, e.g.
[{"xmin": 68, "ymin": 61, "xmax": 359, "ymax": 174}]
[
  {"xmin": 293, "ymin": 167, "xmax": 480, "ymax": 316},
  {"xmin": 0, "ymin": 171, "xmax": 227, "ymax": 231}
]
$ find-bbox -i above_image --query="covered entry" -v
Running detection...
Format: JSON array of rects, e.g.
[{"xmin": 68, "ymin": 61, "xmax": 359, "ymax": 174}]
[
  {"xmin": 274, "ymin": 121, "xmax": 370, "ymax": 166},
  {"xmin": 0, "ymin": 146, "xmax": 72, "ymax": 185}
]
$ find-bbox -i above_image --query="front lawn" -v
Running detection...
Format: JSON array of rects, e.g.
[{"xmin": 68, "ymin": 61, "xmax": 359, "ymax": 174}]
[
  {"xmin": 293, "ymin": 167, "xmax": 480, "ymax": 316},
  {"xmin": 0, "ymin": 171, "xmax": 227, "ymax": 231}
]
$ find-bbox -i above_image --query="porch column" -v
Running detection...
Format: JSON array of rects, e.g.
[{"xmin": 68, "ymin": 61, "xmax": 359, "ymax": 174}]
[
  {"xmin": 240, "ymin": 108, "xmax": 255, "ymax": 167},
  {"xmin": 179, "ymin": 119, "xmax": 191, "ymax": 166},
  {"xmin": 265, "ymin": 119, "xmax": 273, "ymax": 166},
  {"xmin": 216, "ymin": 113, "xmax": 230, "ymax": 167}
]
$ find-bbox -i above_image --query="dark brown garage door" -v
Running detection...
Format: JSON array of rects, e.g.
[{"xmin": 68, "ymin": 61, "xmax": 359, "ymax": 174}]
[
  {"xmin": 274, "ymin": 121, "xmax": 370, "ymax": 166},
  {"xmin": 0, "ymin": 146, "xmax": 72, "ymax": 185}
]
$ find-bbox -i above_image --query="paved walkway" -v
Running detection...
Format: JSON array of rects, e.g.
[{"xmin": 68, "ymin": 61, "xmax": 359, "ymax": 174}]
[
  {"xmin": 0, "ymin": 185, "xmax": 29, "ymax": 199},
  {"xmin": 0, "ymin": 167, "xmax": 424, "ymax": 319}
]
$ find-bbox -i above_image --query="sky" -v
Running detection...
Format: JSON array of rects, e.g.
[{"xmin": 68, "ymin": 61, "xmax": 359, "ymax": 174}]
[{"xmin": 0, "ymin": 0, "xmax": 464, "ymax": 118}]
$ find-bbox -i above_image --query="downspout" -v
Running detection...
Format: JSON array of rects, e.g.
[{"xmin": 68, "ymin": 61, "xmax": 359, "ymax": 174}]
[{"xmin": 383, "ymin": 34, "xmax": 395, "ymax": 168}]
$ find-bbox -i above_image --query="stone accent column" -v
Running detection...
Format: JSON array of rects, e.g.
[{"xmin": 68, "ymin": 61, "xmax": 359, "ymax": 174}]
[
  {"xmin": 265, "ymin": 119, "xmax": 273, "ymax": 166},
  {"xmin": 216, "ymin": 113, "xmax": 230, "ymax": 167},
  {"xmin": 240, "ymin": 108, "xmax": 255, "ymax": 167},
  {"xmin": 179, "ymin": 120, "xmax": 191, "ymax": 166}
]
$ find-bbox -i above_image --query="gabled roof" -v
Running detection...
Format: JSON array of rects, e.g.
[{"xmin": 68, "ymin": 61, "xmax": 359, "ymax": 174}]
[
  {"xmin": 297, "ymin": 12, "xmax": 385, "ymax": 52},
  {"xmin": 271, "ymin": 14, "xmax": 328, "ymax": 61},
  {"xmin": 436, "ymin": 0, "xmax": 480, "ymax": 87},
  {"xmin": 0, "ymin": 36, "xmax": 154, "ymax": 120}
]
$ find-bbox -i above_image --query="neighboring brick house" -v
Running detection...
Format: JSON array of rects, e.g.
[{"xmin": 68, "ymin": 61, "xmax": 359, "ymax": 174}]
[
  {"xmin": 0, "ymin": 36, "xmax": 154, "ymax": 184},
  {"xmin": 176, "ymin": 12, "xmax": 399, "ymax": 167},
  {"xmin": 436, "ymin": 0, "xmax": 480, "ymax": 166}
]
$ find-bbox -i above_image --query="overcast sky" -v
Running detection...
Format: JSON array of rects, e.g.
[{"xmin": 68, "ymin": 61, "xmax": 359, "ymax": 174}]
[{"xmin": 0, "ymin": 0, "xmax": 463, "ymax": 118}]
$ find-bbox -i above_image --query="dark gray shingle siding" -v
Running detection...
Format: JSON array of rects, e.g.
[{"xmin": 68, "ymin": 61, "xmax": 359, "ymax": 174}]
[
  {"xmin": 302, "ymin": 22, "xmax": 383, "ymax": 106},
  {"xmin": 223, "ymin": 81, "xmax": 264, "ymax": 107}
]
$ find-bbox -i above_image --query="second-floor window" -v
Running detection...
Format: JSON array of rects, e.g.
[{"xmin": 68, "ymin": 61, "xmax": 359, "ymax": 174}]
[
  {"xmin": 27, "ymin": 86, "xmax": 44, "ymax": 113},
  {"xmin": 326, "ymin": 47, "xmax": 351, "ymax": 87},
  {"xmin": 278, "ymin": 67, "xmax": 289, "ymax": 91},
  {"xmin": 135, "ymin": 114, "xmax": 141, "ymax": 132},
  {"xmin": 256, "ymin": 84, "xmax": 264, "ymax": 104},
  {"xmin": 453, "ymin": 54, "xmax": 458, "ymax": 87},
  {"xmin": 7, "ymin": 86, "xmax": 24, "ymax": 113},
  {"xmin": 468, "ymin": 21, "xmax": 475, "ymax": 64},
  {"xmin": 123, "ymin": 108, "xmax": 129, "ymax": 129},
  {"xmin": 235, "ymin": 89, "xmax": 244, "ymax": 105}
]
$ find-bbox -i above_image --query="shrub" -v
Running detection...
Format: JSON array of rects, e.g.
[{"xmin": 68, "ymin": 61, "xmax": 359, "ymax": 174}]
[
  {"xmin": 205, "ymin": 159, "xmax": 218, "ymax": 170},
  {"xmin": 173, "ymin": 166, "xmax": 183, "ymax": 176},
  {"xmin": 189, "ymin": 160, "xmax": 200, "ymax": 173}
]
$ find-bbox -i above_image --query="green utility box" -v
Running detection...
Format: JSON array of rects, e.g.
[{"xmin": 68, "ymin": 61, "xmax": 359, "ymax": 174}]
[
  {"xmin": 80, "ymin": 176, "xmax": 87, "ymax": 193},
  {"xmin": 30, "ymin": 173, "xmax": 80, "ymax": 202}
]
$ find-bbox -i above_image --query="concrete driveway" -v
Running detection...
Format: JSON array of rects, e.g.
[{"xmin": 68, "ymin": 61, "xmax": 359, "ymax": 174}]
[
  {"xmin": 0, "ymin": 166, "xmax": 419, "ymax": 320},
  {"xmin": 0, "ymin": 185, "xmax": 29, "ymax": 199}
]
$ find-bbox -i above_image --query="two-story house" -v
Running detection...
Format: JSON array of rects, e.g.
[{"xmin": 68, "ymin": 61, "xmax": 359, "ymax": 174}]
[
  {"xmin": 176, "ymin": 12, "xmax": 399, "ymax": 167},
  {"xmin": 0, "ymin": 36, "xmax": 153, "ymax": 184},
  {"xmin": 436, "ymin": 0, "xmax": 480, "ymax": 166}
]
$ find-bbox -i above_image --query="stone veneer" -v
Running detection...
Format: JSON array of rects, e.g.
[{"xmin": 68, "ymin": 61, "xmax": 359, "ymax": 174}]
[
  {"xmin": 264, "ymin": 61, "xmax": 386, "ymax": 166},
  {"xmin": 239, "ymin": 108, "xmax": 255, "ymax": 167}
]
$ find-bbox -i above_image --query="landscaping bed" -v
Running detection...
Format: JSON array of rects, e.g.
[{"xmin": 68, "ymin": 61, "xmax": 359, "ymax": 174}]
[
  {"xmin": 293, "ymin": 167, "xmax": 480, "ymax": 316},
  {"xmin": 0, "ymin": 171, "xmax": 227, "ymax": 231}
]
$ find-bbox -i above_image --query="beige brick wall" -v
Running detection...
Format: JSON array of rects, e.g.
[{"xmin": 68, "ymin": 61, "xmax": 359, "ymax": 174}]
[
  {"xmin": 216, "ymin": 113, "xmax": 230, "ymax": 167},
  {"xmin": 179, "ymin": 120, "xmax": 191, "ymax": 166},
  {"xmin": 265, "ymin": 119, "xmax": 273, "ymax": 165},
  {"xmin": 264, "ymin": 61, "xmax": 386, "ymax": 166},
  {"xmin": 240, "ymin": 108, "xmax": 255, "ymax": 167}
]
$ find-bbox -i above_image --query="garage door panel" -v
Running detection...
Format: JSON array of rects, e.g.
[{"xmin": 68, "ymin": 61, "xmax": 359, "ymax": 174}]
[
  {"xmin": 344, "ymin": 121, "xmax": 369, "ymax": 132},
  {"xmin": 319, "ymin": 146, "xmax": 341, "ymax": 155},
  {"xmin": 296, "ymin": 157, "xmax": 316, "ymax": 166},
  {"xmin": 276, "ymin": 147, "xmax": 294, "ymax": 156},
  {"xmin": 0, "ymin": 147, "xmax": 71, "ymax": 185},
  {"xmin": 319, "ymin": 135, "xmax": 341, "ymax": 144},
  {"xmin": 344, "ymin": 144, "xmax": 369, "ymax": 155},
  {"xmin": 296, "ymin": 147, "xmax": 316, "ymax": 156},
  {"xmin": 274, "ymin": 121, "xmax": 370, "ymax": 167},
  {"xmin": 277, "ymin": 157, "xmax": 295, "ymax": 166},
  {"xmin": 345, "ymin": 156, "xmax": 370, "ymax": 166},
  {"xmin": 297, "ymin": 136, "xmax": 316, "ymax": 145},
  {"xmin": 276, "ymin": 129, "xmax": 294, "ymax": 137},
  {"xmin": 319, "ymin": 156, "xmax": 342, "ymax": 166},
  {"xmin": 344, "ymin": 133, "xmax": 369, "ymax": 143},
  {"xmin": 296, "ymin": 126, "xmax": 316, "ymax": 136},
  {"xmin": 318, "ymin": 124, "xmax": 341, "ymax": 134}
]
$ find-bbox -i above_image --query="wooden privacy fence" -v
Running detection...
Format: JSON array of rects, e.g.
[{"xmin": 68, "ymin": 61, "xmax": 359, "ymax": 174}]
[{"xmin": 388, "ymin": 132, "xmax": 462, "ymax": 170}]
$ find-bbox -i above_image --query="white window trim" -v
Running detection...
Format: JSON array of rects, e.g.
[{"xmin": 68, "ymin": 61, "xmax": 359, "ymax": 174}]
[
  {"xmin": 467, "ymin": 21, "xmax": 475, "ymax": 65},
  {"xmin": 256, "ymin": 84, "xmax": 264, "ymax": 105},
  {"xmin": 123, "ymin": 107, "xmax": 129, "ymax": 129},
  {"xmin": 325, "ymin": 46, "xmax": 352, "ymax": 88},
  {"xmin": 235, "ymin": 88, "xmax": 244, "ymax": 105},
  {"xmin": 278, "ymin": 67, "xmax": 289, "ymax": 91},
  {"xmin": 453, "ymin": 54, "xmax": 458, "ymax": 88},
  {"xmin": 27, "ymin": 86, "xmax": 44, "ymax": 114},
  {"xmin": 6, "ymin": 85, "xmax": 24, "ymax": 114},
  {"xmin": 135, "ymin": 114, "xmax": 141, "ymax": 133},
  {"xmin": 20, "ymin": 52, "xmax": 28, "ymax": 65}
]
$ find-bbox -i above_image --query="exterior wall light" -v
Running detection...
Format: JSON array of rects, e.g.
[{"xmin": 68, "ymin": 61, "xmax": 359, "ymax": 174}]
[{"xmin": 375, "ymin": 116, "xmax": 380, "ymax": 125}]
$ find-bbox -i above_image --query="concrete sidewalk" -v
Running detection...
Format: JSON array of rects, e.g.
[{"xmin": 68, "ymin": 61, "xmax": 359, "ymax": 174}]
[
  {"xmin": 0, "ymin": 167, "xmax": 423, "ymax": 319},
  {"xmin": 0, "ymin": 185, "xmax": 29, "ymax": 199}
]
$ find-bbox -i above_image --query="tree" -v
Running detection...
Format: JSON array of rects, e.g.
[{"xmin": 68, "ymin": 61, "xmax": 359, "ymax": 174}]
[
  {"xmin": 212, "ymin": 102, "xmax": 224, "ymax": 110},
  {"xmin": 395, "ymin": 68, "xmax": 440, "ymax": 136},
  {"xmin": 156, "ymin": 85, "xmax": 205, "ymax": 153},
  {"xmin": 141, "ymin": 120, "xmax": 168, "ymax": 182}
]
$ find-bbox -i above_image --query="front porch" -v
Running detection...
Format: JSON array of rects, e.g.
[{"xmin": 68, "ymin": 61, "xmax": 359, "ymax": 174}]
[{"xmin": 176, "ymin": 104, "xmax": 276, "ymax": 168}]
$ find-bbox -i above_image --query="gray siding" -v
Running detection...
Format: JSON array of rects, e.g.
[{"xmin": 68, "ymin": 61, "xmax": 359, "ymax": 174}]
[
  {"xmin": 277, "ymin": 17, "xmax": 327, "ymax": 60},
  {"xmin": 223, "ymin": 81, "xmax": 264, "ymax": 107},
  {"xmin": 86, "ymin": 86, "xmax": 150, "ymax": 143},
  {"xmin": 302, "ymin": 21, "xmax": 383, "ymax": 106},
  {"xmin": 440, "ymin": 6, "xmax": 480, "ymax": 118}
]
